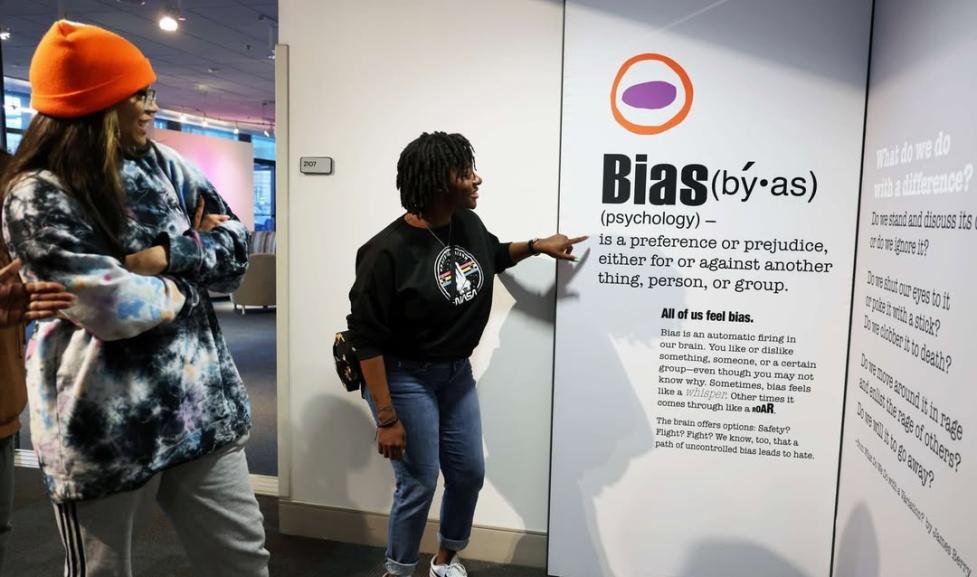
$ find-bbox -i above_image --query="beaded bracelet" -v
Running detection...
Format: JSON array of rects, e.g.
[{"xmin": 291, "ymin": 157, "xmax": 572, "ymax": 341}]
[{"xmin": 377, "ymin": 415, "xmax": 399, "ymax": 428}]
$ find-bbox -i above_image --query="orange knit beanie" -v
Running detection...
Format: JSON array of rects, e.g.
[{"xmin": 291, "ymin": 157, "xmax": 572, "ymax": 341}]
[{"xmin": 29, "ymin": 20, "xmax": 157, "ymax": 118}]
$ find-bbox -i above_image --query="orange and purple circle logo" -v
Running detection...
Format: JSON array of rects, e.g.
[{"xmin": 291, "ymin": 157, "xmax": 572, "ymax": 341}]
[{"xmin": 611, "ymin": 53, "xmax": 693, "ymax": 135}]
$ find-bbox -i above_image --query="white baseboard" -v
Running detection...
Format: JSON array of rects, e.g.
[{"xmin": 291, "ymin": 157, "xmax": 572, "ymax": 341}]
[
  {"xmin": 250, "ymin": 474, "xmax": 279, "ymax": 496},
  {"xmin": 278, "ymin": 499, "xmax": 547, "ymax": 568},
  {"xmin": 16, "ymin": 449, "xmax": 279, "ymax": 497}
]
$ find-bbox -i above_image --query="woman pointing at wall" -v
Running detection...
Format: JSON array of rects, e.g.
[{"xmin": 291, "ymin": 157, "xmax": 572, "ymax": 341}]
[{"xmin": 347, "ymin": 131, "xmax": 585, "ymax": 577}]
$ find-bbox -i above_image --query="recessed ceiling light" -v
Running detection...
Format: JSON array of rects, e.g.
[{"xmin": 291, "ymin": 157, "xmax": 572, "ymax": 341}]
[
  {"xmin": 159, "ymin": 4, "xmax": 186, "ymax": 32},
  {"xmin": 0, "ymin": 30, "xmax": 11, "ymax": 41},
  {"xmin": 233, "ymin": 126, "xmax": 240, "ymax": 135},
  {"xmin": 202, "ymin": 118, "xmax": 209, "ymax": 127},
  {"xmin": 159, "ymin": 15, "xmax": 179, "ymax": 32}
]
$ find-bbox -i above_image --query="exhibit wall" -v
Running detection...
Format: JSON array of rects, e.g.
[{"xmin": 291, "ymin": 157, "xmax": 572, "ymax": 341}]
[
  {"xmin": 278, "ymin": 0, "xmax": 564, "ymax": 546},
  {"xmin": 549, "ymin": 1, "xmax": 871, "ymax": 576},
  {"xmin": 278, "ymin": 0, "xmax": 973, "ymax": 574},
  {"xmin": 834, "ymin": 1, "xmax": 976, "ymax": 576}
]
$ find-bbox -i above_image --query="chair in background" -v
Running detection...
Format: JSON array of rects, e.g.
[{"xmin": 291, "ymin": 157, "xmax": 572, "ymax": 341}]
[
  {"xmin": 231, "ymin": 252, "xmax": 276, "ymax": 314},
  {"xmin": 251, "ymin": 230, "xmax": 277, "ymax": 254}
]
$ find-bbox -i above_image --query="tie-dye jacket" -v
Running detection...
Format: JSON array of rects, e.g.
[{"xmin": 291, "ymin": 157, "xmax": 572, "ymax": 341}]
[{"xmin": 1, "ymin": 142, "xmax": 251, "ymax": 502}]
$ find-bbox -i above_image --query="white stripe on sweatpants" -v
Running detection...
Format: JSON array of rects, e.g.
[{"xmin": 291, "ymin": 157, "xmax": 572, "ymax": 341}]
[{"xmin": 55, "ymin": 501, "xmax": 87, "ymax": 576}]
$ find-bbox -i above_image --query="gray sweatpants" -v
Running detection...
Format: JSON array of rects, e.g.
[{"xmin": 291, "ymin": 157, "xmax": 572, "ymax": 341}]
[{"xmin": 52, "ymin": 438, "xmax": 269, "ymax": 577}]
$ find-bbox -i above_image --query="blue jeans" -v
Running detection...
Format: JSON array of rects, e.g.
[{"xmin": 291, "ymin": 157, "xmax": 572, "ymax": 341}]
[{"xmin": 364, "ymin": 357, "xmax": 484, "ymax": 577}]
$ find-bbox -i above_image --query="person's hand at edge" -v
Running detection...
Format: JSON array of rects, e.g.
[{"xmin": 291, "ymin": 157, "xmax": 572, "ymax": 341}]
[{"xmin": 0, "ymin": 258, "xmax": 76, "ymax": 326}]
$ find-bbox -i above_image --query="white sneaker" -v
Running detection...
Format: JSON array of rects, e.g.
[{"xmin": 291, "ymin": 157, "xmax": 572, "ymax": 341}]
[{"xmin": 430, "ymin": 553, "xmax": 468, "ymax": 577}]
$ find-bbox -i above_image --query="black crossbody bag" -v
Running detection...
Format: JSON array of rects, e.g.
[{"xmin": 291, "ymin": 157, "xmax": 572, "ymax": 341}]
[{"xmin": 332, "ymin": 330, "xmax": 363, "ymax": 392}]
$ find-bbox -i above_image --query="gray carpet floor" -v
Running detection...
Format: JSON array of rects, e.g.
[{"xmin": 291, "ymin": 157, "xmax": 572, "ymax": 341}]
[
  {"xmin": 6, "ymin": 467, "xmax": 547, "ymax": 577},
  {"xmin": 211, "ymin": 299, "xmax": 278, "ymax": 476}
]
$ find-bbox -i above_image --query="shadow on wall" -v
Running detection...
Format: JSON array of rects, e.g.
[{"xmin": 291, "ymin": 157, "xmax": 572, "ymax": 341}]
[
  {"xmin": 675, "ymin": 539, "xmax": 813, "ymax": 577},
  {"xmin": 476, "ymin": 258, "xmax": 561, "ymax": 565},
  {"xmin": 296, "ymin": 393, "xmax": 375, "ymax": 532},
  {"xmin": 480, "ymin": 248, "xmax": 685, "ymax": 576},
  {"xmin": 833, "ymin": 502, "xmax": 880, "ymax": 577}
]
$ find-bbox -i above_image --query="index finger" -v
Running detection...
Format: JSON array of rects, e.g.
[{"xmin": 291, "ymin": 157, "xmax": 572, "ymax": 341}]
[
  {"xmin": 25, "ymin": 281, "xmax": 68, "ymax": 294},
  {"xmin": 567, "ymin": 235, "xmax": 589, "ymax": 244}
]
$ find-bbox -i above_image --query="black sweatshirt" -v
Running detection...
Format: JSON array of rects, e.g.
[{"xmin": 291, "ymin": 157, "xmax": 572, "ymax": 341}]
[{"xmin": 347, "ymin": 209, "xmax": 515, "ymax": 362}]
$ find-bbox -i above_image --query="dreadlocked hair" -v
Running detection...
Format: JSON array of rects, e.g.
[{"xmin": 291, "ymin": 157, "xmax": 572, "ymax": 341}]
[{"xmin": 396, "ymin": 132, "xmax": 475, "ymax": 215}]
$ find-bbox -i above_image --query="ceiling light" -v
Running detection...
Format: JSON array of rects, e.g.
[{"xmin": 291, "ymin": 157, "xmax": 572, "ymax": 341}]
[
  {"xmin": 160, "ymin": 1, "xmax": 187, "ymax": 32},
  {"xmin": 159, "ymin": 15, "xmax": 179, "ymax": 32},
  {"xmin": 233, "ymin": 125, "xmax": 240, "ymax": 135},
  {"xmin": 202, "ymin": 118, "xmax": 209, "ymax": 128},
  {"xmin": 263, "ymin": 129, "xmax": 270, "ymax": 137},
  {"xmin": 0, "ymin": 30, "xmax": 11, "ymax": 41},
  {"xmin": 178, "ymin": 113, "xmax": 188, "ymax": 123}
]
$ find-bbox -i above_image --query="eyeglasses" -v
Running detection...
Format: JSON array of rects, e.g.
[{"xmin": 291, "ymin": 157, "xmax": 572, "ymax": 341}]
[{"xmin": 135, "ymin": 88, "xmax": 157, "ymax": 107}]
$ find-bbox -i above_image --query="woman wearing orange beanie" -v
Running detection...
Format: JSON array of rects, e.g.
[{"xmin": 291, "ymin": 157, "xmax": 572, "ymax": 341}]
[{"xmin": 1, "ymin": 21, "xmax": 269, "ymax": 576}]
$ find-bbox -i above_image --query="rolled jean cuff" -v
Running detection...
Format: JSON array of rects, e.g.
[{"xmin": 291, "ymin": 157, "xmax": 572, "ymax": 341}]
[
  {"xmin": 385, "ymin": 557, "xmax": 416, "ymax": 576},
  {"xmin": 438, "ymin": 532, "xmax": 470, "ymax": 551}
]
